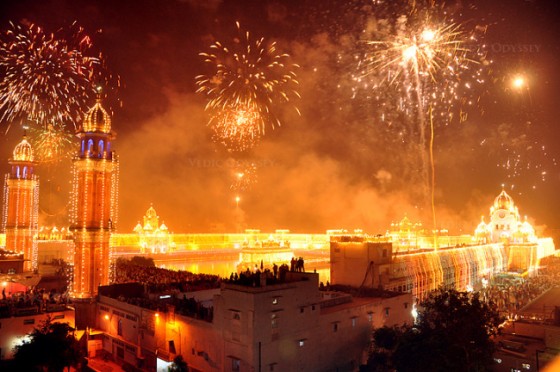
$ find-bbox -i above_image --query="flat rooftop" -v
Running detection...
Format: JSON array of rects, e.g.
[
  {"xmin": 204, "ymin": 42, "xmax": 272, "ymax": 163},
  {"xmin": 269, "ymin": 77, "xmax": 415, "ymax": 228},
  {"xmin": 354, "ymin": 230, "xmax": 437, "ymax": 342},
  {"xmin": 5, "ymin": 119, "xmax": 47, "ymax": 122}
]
[{"xmin": 519, "ymin": 287, "xmax": 560, "ymax": 315}]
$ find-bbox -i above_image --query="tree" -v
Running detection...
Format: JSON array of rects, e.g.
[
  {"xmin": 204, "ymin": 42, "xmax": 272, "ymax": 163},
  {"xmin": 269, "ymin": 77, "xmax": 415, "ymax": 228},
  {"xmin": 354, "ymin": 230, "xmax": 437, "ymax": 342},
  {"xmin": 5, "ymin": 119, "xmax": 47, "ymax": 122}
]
[
  {"xmin": 168, "ymin": 355, "xmax": 189, "ymax": 372},
  {"xmin": 367, "ymin": 289, "xmax": 503, "ymax": 372},
  {"xmin": 13, "ymin": 315, "xmax": 82, "ymax": 372}
]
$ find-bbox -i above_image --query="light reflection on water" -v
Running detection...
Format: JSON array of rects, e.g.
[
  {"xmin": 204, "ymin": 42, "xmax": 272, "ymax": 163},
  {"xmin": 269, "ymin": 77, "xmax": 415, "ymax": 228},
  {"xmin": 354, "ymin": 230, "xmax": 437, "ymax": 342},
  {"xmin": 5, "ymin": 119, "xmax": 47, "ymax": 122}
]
[{"xmin": 157, "ymin": 260, "xmax": 331, "ymax": 285}]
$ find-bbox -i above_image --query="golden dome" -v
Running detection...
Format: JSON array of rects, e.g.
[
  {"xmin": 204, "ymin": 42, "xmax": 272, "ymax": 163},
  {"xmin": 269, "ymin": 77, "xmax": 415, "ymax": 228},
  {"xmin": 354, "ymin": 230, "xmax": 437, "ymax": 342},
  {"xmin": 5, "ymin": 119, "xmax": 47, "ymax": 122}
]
[
  {"xmin": 13, "ymin": 136, "xmax": 34, "ymax": 162},
  {"xmin": 82, "ymin": 98, "xmax": 112, "ymax": 133}
]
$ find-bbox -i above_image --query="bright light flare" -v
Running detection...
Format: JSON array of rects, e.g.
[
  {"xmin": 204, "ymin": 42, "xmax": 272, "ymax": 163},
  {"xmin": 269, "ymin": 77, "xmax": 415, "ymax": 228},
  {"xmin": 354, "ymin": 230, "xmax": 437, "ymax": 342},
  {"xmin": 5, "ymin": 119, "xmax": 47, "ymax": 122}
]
[{"xmin": 512, "ymin": 76, "xmax": 525, "ymax": 89}]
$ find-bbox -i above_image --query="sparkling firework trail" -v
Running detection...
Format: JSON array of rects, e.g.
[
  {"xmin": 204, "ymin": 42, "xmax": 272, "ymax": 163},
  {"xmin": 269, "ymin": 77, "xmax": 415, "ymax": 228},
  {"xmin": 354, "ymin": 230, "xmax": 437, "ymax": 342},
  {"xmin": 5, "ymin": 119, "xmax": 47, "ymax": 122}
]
[
  {"xmin": 0, "ymin": 21, "xmax": 113, "ymax": 130},
  {"xmin": 196, "ymin": 22, "xmax": 300, "ymax": 151},
  {"xmin": 356, "ymin": 2, "xmax": 489, "ymax": 210}
]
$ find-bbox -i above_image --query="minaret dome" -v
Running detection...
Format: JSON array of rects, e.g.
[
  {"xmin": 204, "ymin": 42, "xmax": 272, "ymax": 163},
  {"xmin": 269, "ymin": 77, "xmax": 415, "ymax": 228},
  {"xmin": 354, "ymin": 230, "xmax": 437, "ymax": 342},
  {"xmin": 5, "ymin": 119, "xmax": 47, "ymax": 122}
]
[
  {"xmin": 82, "ymin": 96, "xmax": 112, "ymax": 134},
  {"xmin": 13, "ymin": 136, "xmax": 34, "ymax": 162}
]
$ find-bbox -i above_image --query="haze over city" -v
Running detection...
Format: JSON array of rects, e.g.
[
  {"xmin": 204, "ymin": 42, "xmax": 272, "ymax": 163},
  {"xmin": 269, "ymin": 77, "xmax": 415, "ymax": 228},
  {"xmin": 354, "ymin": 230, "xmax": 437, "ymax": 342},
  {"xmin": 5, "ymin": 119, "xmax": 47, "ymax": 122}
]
[{"xmin": 1, "ymin": 0, "xmax": 559, "ymax": 235}]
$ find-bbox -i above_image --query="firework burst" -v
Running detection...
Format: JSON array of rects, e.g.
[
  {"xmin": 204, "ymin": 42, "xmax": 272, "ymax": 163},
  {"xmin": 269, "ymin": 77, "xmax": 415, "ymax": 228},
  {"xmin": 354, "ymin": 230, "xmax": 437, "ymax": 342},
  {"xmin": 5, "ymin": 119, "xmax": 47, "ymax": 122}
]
[
  {"xmin": 355, "ymin": 1, "xmax": 490, "ymax": 227},
  {"xmin": 357, "ymin": 2, "xmax": 488, "ymax": 196},
  {"xmin": 196, "ymin": 22, "xmax": 300, "ymax": 150},
  {"xmin": 0, "ymin": 21, "xmax": 110, "ymax": 130},
  {"xmin": 210, "ymin": 102, "xmax": 262, "ymax": 152},
  {"xmin": 356, "ymin": 3, "xmax": 489, "ymax": 127},
  {"xmin": 28, "ymin": 123, "xmax": 74, "ymax": 164},
  {"xmin": 230, "ymin": 161, "xmax": 258, "ymax": 192}
]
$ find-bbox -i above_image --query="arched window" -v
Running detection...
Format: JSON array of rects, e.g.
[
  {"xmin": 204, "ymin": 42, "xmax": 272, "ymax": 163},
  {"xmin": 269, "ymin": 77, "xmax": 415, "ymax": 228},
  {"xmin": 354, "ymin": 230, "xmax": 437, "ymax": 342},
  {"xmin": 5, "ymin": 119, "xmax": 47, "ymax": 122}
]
[
  {"xmin": 16, "ymin": 166, "xmax": 20, "ymax": 178},
  {"xmin": 87, "ymin": 139, "xmax": 94, "ymax": 155},
  {"xmin": 98, "ymin": 140, "xmax": 104, "ymax": 158},
  {"xmin": 81, "ymin": 140, "xmax": 85, "ymax": 155},
  {"xmin": 23, "ymin": 166, "xmax": 27, "ymax": 178}
]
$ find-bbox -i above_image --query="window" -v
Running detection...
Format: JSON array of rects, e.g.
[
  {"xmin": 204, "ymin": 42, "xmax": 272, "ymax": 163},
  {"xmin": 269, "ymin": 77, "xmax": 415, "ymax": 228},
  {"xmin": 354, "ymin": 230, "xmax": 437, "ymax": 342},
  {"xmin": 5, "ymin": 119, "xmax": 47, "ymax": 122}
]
[
  {"xmin": 332, "ymin": 323, "xmax": 338, "ymax": 332},
  {"xmin": 117, "ymin": 319, "xmax": 123, "ymax": 336},
  {"xmin": 298, "ymin": 339, "xmax": 305, "ymax": 347},
  {"xmin": 116, "ymin": 346, "xmax": 124, "ymax": 359},
  {"xmin": 367, "ymin": 312, "xmax": 373, "ymax": 322},
  {"xmin": 232, "ymin": 312, "xmax": 240, "ymax": 320},
  {"xmin": 98, "ymin": 140, "xmax": 104, "ymax": 157},
  {"xmin": 272, "ymin": 297, "xmax": 278, "ymax": 305},
  {"xmin": 87, "ymin": 139, "xmax": 94, "ymax": 154},
  {"xmin": 231, "ymin": 358, "xmax": 240, "ymax": 372},
  {"xmin": 384, "ymin": 308, "xmax": 390, "ymax": 317},
  {"xmin": 300, "ymin": 307, "xmax": 304, "ymax": 314},
  {"xmin": 404, "ymin": 302, "xmax": 408, "ymax": 309},
  {"xmin": 351, "ymin": 317, "xmax": 357, "ymax": 327},
  {"xmin": 271, "ymin": 314, "xmax": 278, "ymax": 329},
  {"xmin": 311, "ymin": 305, "xmax": 316, "ymax": 311},
  {"xmin": 169, "ymin": 340, "xmax": 176, "ymax": 354}
]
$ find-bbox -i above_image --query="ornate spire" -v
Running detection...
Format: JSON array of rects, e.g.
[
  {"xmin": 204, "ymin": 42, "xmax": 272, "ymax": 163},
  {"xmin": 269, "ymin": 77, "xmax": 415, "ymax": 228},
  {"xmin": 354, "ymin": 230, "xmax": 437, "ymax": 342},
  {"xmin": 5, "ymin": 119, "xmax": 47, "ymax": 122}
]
[
  {"xmin": 13, "ymin": 135, "xmax": 34, "ymax": 162},
  {"xmin": 82, "ymin": 87, "xmax": 112, "ymax": 133}
]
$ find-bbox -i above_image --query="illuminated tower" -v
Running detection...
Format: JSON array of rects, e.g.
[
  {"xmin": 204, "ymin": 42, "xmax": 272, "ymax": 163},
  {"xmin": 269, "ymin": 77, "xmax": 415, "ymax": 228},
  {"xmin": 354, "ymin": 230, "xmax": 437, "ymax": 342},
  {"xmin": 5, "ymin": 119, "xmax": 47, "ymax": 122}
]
[
  {"xmin": 70, "ymin": 94, "xmax": 119, "ymax": 299},
  {"xmin": 2, "ymin": 136, "xmax": 39, "ymax": 272},
  {"xmin": 489, "ymin": 188, "xmax": 520, "ymax": 243}
]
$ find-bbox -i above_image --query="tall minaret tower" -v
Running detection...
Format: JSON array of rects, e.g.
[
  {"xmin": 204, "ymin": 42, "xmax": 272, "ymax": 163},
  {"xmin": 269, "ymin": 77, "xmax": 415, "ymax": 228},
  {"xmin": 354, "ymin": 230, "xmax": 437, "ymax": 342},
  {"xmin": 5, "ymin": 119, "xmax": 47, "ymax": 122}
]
[
  {"xmin": 2, "ymin": 135, "xmax": 39, "ymax": 272},
  {"xmin": 70, "ymin": 92, "xmax": 119, "ymax": 300}
]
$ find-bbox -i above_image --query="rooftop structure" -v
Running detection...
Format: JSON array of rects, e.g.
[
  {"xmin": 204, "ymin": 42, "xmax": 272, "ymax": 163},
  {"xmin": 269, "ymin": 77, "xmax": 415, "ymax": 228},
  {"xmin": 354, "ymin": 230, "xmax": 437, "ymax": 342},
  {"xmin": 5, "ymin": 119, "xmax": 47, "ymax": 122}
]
[{"xmin": 93, "ymin": 270, "xmax": 412, "ymax": 371}]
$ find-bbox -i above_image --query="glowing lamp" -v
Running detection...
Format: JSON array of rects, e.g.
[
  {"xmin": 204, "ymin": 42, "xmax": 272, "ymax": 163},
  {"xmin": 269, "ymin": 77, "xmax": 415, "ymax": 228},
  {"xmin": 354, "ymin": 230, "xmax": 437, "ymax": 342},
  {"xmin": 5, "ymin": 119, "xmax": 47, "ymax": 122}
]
[{"xmin": 104, "ymin": 314, "xmax": 109, "ymax": 320}]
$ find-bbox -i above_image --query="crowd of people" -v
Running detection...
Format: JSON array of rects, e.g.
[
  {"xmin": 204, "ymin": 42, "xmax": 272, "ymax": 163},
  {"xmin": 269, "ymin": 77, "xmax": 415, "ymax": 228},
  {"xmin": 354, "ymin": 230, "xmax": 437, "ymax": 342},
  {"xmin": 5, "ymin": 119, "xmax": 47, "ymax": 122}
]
[
  {"xmin": 0, "ymin": 287, "xmax": 69, "ymax": 318},
  {"xmin": 226, "ymin": 257, "xmax": 307, "ymax": 287},
  {"xmin": 114, "ymin": 259, "xmax": 221, "ymax": 292},
  {"xmin": 108, "ymin": 259, "xmax": 221, "ymax": 322},
  {"xmin": 481, "ymin": 256, "xmax": 560, "ymax": 318}
]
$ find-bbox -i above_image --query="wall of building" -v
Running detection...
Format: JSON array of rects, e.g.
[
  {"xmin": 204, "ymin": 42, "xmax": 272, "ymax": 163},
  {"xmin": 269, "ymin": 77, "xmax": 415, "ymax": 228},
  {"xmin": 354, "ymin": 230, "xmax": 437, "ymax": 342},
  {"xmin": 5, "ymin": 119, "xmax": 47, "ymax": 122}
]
[{"xmin": 96, "ymin": 273, "xmax": 412, "ymax": 372}]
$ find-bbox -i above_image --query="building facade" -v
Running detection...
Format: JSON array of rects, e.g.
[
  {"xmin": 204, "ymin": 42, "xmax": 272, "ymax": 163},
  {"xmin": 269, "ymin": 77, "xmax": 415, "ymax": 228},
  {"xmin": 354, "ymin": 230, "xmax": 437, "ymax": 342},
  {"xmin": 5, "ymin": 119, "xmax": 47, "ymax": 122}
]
[
  {"xmin": 70, "ymin": 94, "xmax": 119, "ymax": 300},
  {"xmin": 94, "ymin": 272, "xmax": 412, "ymax": 372},
  {"xmin": 2, "ymin": 136, "xmax": 39, "ymax": 272}
]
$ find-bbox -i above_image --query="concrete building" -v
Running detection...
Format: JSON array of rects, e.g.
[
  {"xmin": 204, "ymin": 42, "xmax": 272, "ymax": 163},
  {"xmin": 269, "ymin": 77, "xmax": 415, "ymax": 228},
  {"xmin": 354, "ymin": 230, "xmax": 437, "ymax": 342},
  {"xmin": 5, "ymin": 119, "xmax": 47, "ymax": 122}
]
[
  {"xmin": 93, "ymin": 272, "xmax": 412, "ymax": 371},
  {"xmin": 493, "ymin": 287, "xmax": 560, "ymax": 372},
  {"xmin": 0, "ymin": 304, "xmax": 74, "ymax": 360}
]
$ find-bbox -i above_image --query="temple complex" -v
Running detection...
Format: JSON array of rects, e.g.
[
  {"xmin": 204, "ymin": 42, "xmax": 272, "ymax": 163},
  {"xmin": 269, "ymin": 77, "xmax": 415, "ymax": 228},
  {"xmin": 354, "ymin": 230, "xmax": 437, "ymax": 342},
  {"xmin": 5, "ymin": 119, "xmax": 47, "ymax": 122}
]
[{"xmin": 331, "ymin": 188, "xmax": 555, "ymax": 300}]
